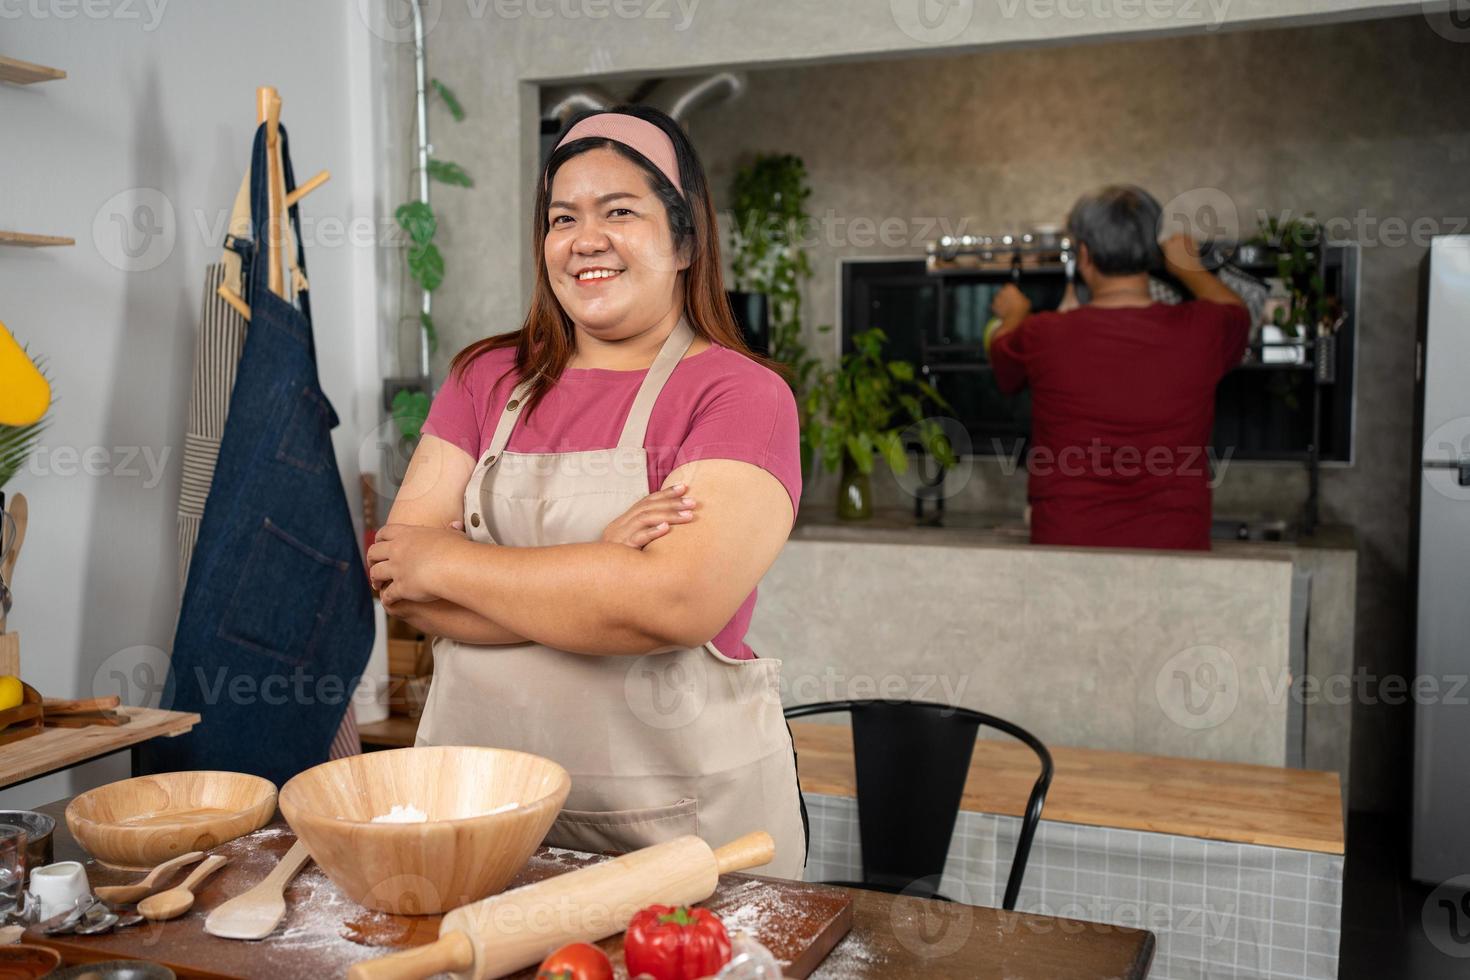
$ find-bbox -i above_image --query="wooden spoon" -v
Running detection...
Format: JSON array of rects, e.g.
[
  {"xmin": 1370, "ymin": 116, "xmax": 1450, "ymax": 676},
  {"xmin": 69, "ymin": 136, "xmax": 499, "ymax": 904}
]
[
  {"xmin": 1, "ymin": 492, "xmax": 27, "ymax": 582},
  {"xmin": 94, "ymin": 850, "xmax": 205, "ymax": 904},
  {"xmin": 137, "ymin": 854, "xmax": 229, "ymax": 921},
  {"xmin": 204, "ymin": 840, "xmax": 312, "ymax": 940}
]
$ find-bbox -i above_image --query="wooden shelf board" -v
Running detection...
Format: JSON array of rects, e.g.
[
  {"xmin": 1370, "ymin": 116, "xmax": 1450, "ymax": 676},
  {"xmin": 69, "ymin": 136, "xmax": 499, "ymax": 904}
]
[
  {"xmin": 358, "ymin": 714, "xmax": 419, "ymax": 749},
  {"xmin": 0, "ymin": 231, "xmax": 75, "ymax": 248},
  {"xmin": 791, "ymin": 720, "xmax": 1345, "ymax": 855},
  {"xmin": 0, "ymin": 55, "xmax": 66, "ymax": 85},
  {"xmin": 0, "ymin": 708, "xmax": 200, "ymax": 789}
]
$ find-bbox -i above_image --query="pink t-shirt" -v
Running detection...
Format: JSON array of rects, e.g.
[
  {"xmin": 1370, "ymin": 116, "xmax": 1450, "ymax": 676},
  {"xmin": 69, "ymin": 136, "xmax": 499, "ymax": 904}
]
[{"xmin": 422, "ymin": 341, "xmax": 802, "ymax": 661}]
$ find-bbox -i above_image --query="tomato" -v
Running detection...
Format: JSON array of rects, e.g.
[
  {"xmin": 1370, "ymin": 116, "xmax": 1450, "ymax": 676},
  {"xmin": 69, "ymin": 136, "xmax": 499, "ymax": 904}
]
[
  {"xmin": 537, "ymin": 941, "xmax": 614, "ymax": 980},
  {"xmin": 623, "ymin": 904, "xmax": 732, "ymax": 980}
]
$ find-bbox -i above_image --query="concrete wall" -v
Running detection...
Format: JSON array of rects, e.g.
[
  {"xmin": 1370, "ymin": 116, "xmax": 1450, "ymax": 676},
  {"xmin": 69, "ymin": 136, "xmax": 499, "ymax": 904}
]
[
  {"xmin": 0, "ymin": 3, "xmax": 389, "ymax": 810},
  {"xmin": 687, "ymin": 14, "xmax": 1467, "ymax": 810}
]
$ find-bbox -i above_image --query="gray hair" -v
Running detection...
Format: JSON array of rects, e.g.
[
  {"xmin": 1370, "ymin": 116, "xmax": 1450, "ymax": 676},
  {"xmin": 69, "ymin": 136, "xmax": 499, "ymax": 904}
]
[{"xmin": 1066, "ymin": 185, "xmax": 1163, "ymax": 276}]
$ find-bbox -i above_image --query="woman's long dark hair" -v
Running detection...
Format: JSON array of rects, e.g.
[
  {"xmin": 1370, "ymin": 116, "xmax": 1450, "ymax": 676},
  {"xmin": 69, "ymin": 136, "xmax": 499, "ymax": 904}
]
[{"xmin": 449, "ymin": 104, "xmax": 787, "ymax": 417}]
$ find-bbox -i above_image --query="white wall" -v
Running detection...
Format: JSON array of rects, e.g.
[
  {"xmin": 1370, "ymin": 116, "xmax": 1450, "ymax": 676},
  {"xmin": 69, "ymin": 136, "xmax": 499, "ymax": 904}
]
[{"xmin": 0, "ymin": 2, "xmax": 389, "ymax": 809}]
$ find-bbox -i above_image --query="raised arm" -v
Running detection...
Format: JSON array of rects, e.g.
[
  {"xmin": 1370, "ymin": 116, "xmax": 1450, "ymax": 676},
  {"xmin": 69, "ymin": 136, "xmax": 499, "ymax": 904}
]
[
  {"xmin": 1162, "ymin": 234, "xmax": 1245, "ymax": 308},
  {"xmin": 371, "ymin": 458, "xmax": 793, "ymax": 657}
]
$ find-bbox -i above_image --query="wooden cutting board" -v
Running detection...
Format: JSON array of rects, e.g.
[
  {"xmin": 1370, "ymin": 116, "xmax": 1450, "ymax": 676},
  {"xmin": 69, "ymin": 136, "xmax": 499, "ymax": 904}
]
[{"xmin": 31, "ymin": 821, "xmax": 852, "ymax": 980}]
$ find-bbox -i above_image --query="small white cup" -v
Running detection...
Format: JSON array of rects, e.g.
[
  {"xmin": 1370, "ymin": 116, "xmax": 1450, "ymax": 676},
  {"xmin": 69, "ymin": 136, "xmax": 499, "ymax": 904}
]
[{"xmin": 26, "ymin": 860, "xmax": 90, "ymax": 920}]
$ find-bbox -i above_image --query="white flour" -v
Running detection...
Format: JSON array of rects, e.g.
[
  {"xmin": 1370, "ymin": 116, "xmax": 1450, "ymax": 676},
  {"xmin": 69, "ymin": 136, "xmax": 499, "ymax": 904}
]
[{"xmin": 368, "ymin": 801, "xmax": 519, "ymax": 823}]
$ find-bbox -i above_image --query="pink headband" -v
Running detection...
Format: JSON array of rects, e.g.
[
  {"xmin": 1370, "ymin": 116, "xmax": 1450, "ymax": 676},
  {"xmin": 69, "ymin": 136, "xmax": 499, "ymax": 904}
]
[{"xmin": 551, "ymin": 112, "xmax": 684, "ymax": 197}]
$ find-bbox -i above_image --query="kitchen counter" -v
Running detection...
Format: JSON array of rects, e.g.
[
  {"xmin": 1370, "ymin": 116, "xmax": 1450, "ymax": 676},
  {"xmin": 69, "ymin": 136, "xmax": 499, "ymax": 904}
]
[
  {"xmin": 27, "ymin": 795, "xmax": 1156, "ymax": 979},
  {"xmin": 753, "ymin": 510, "xmax": 1358, "ymax": 789}
]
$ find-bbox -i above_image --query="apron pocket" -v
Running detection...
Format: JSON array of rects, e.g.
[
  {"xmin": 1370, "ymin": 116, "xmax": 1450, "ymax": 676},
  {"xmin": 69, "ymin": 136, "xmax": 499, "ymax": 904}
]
[
  {"xmin": 218, "ymin": 518, "xmax": 349, "ymax": 667},
  {"xmin": 546, "ymin": 797, "xmax": 698, "ymax": 855}
]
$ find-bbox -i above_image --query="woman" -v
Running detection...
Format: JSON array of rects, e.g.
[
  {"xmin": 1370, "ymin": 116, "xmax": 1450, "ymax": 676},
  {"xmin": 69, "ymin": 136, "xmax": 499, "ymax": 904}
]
[{"xmin": 367, "ymin": 106, "xmax": 808, "ymax": 878}]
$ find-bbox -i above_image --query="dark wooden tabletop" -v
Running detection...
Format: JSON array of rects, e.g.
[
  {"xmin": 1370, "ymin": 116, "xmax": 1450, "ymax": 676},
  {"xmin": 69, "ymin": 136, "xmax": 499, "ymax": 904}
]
[{"xmin": 27, "ymin": 797, "xmax": 1154, "ymax": 979}]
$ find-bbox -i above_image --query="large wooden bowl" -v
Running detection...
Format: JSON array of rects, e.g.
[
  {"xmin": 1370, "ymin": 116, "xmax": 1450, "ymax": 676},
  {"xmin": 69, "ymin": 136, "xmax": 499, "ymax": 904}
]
[
  {"xmin": 278, "ymin": 746, "xmax": 570, "ymax": 914},
  {"xmin": 65, "ymin": 771, "xmax": 276, "ymax": 869}
]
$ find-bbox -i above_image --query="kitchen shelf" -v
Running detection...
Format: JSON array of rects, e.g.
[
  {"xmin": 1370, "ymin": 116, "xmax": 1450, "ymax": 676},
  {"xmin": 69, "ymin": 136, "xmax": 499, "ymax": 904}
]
[
  {"xmin": 0, "ymin": 231, "xmax": 75, "ymax": 248},
  {"xmin": 0, "ymin": 55, "xmax": 66, "ymax": 85},
  {"xmin": 0, "ymin": 707, "xmax": 200, "ymax": 790}
]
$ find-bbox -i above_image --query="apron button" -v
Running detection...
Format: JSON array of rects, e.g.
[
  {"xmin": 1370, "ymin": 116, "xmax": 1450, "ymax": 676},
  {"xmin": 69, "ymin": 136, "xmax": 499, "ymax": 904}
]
[
  {"xmin": 470, "ymin": 513, "xmax": 481, "ymax": 527},
  {"xmin": 506, "ymin": 399, "xmax": 520, "ymax": 412}
]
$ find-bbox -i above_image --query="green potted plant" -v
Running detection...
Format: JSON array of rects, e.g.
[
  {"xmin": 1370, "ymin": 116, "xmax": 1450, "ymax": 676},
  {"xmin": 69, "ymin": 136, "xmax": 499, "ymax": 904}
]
[
  {"xmin": 727, "ymin": 154, "xmax": 825, "ymax": 471},
  {"xmin": 1252, "ymin": 214, "xmax": 1329, "ymax": 339},
  {"xmin": 803, "ymin": 329, "xmax": 956, "ymax": 520}
]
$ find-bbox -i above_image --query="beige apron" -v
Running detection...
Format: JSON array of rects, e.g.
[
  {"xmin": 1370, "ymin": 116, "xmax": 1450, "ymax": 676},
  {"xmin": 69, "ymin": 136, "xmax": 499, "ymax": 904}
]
[{"xmin": 417, "ymin": 319, "xmax": 807, "ymax": 879}]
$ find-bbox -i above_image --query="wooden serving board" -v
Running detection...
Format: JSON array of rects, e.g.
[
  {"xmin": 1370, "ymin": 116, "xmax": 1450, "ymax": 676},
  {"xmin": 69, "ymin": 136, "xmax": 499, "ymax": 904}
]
[{"xmin": 31, "ymin": 820, "xmax": 852, "ymax": 980}]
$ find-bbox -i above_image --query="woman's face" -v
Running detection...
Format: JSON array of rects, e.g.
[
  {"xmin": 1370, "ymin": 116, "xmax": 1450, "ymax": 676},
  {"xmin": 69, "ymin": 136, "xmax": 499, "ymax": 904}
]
[{"xmin": 544, "ymin": 147, "xmax": 688, "ymax": 339}]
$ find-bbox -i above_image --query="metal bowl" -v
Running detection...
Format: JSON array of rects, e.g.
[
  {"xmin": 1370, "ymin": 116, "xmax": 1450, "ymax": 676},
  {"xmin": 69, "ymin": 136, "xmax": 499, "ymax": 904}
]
[{"xmin": 0, "ymin": 810, "xmax": 55, "ymax": 878}]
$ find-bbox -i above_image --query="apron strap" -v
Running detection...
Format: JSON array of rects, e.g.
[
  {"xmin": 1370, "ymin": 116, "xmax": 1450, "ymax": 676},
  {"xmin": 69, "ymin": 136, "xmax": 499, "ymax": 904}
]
[
  {"xmin": 617, "ymin": 317, "xmax": 695, "ymax": 450},
  {"xmin": 482, "ymin": 378, "xmax": 535, "ymax": 462}
]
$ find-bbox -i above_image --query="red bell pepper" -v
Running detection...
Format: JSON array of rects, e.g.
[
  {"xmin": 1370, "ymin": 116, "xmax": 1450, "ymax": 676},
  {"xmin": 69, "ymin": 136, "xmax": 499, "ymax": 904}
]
[{"xmin": 623, "ymin": 904, "xmax": 732, "ymax": 980}]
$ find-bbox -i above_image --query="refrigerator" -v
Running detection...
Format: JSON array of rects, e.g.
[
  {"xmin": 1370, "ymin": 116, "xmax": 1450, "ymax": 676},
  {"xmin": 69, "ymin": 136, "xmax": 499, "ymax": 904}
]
[{"xmin": 1412, "ymin": 235, "xmax": 1470, "ymax": 884}]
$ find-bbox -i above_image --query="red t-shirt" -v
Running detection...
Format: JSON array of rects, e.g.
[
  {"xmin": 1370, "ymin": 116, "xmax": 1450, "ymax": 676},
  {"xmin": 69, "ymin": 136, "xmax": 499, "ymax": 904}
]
[
  {"xmin": 422, "ymin": 342, "xmax": 802, "ymax": 659},
  {"xmin": 989, "ymin": 301, "xmax": 1250, "ymax": 551}
]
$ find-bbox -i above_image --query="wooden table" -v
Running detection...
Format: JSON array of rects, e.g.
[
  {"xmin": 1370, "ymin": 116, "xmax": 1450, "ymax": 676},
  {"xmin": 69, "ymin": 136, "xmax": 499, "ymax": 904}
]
[
  {"xmin": 0, "ymin": 708, "xmax": 200, "ymax": 790},
  {"xmin": 28, "ymin": 795, "xmax": 1155, "ymax": 979}
]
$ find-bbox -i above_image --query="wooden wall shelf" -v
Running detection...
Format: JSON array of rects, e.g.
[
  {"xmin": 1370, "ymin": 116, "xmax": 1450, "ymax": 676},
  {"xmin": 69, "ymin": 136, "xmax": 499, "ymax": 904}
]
[
  {"xmin": 0, "ymin": 55, "xmax": 66, "ymax": 85},
  {"xmin": 0, "ymin": 231, "xmax": 75, "ymax": 248}
]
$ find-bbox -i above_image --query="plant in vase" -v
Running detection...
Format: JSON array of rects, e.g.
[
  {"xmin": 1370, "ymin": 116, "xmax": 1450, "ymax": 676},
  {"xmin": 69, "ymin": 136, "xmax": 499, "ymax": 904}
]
[
  {"xmin": 728, "ymin": 153, "xmax": 826, "ymax": 471},
  {"xmin": 803, "ymin": 328, "xmax": 956, "ymax": 521}
]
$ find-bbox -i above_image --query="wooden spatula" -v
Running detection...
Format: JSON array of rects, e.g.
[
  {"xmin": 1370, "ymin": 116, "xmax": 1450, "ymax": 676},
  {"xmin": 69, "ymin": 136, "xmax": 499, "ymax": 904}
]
[
  {"xmin": 204, "ymin": 841, "xmax": 312, "ymax": 940},
  {"xmin": 94, "ymin": 850, "xmax": 205, "ymax": 903}
]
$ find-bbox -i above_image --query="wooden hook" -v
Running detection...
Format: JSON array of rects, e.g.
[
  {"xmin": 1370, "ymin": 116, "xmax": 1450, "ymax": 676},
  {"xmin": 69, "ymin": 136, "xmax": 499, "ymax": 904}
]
[{"xmin": 285, "ymin": 169, "xmax": 331, "ymax": 209}]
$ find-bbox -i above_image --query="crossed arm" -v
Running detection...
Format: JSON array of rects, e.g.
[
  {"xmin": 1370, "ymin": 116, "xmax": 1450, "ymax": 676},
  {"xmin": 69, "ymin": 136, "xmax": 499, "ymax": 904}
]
[{"xmin": 367, "ymin": 435, "xmax": 794, "ymax": 656}]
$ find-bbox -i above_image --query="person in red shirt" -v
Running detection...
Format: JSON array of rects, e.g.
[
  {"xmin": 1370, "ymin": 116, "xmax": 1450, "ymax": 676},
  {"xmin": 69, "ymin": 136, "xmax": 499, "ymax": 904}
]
[{"xmin": 985, "ymin": 185, "xmax": 1250, "ymax": 550}]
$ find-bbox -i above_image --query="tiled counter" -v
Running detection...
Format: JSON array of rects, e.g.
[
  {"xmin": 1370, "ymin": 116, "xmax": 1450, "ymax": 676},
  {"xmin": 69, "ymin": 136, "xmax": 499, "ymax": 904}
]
[{"xmin": 792, "ymin": 723, "xmax": 1345, "ymax": 980}]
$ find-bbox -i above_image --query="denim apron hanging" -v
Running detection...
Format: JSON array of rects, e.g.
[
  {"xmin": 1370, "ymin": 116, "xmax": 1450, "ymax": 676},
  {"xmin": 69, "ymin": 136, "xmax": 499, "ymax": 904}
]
[{"xmin": 143, "ymin": 122, "xmax": 373, "ymax": 787}]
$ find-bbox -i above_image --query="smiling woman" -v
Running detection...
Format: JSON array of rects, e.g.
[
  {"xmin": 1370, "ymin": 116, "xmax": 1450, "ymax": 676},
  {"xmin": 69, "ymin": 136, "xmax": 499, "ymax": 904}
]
[{"xmin": 365, "ymin": 106, "xmax": 809, "ymax": 878}]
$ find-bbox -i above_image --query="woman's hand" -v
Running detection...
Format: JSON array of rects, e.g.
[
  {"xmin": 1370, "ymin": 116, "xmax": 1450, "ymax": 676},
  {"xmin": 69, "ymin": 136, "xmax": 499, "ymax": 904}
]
[
  {"xmin": 601, "ymin": 483, "xmax": 697, "ymax": 549},
  {"xmin": 367, "ymin": 523, "xmax": 471, "ymax": 604}
]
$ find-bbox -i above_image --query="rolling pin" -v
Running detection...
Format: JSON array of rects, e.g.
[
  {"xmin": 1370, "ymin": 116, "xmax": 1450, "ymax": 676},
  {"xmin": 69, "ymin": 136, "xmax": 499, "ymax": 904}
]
[{"xmin": 348, "ymin": 830, "xmax": 774, "ymax": 980}]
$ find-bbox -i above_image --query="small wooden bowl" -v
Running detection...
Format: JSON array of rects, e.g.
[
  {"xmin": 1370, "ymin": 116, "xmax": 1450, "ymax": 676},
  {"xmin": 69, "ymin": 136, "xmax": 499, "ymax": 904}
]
[
  {"xmin": 279, "ymin": 746, "xmax": 569, "ymax": 914},
  {"xmin": 0, "ymin": 682, "xmax": 44, "ymax": 747},
  {"xmin": 65, "ymin": 771, "xmax": 276, "ymax": 870},
  {"xmin": 0, "ymin": 942, "xmax": 62, "ymax": 978}
]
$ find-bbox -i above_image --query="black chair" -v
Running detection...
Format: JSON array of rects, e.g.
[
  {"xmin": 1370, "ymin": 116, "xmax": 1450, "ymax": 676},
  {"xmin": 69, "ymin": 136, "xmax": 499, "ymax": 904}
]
[{"xmin": 785, "ymin": 699, "xmax": 1053, "ymax": 909}]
